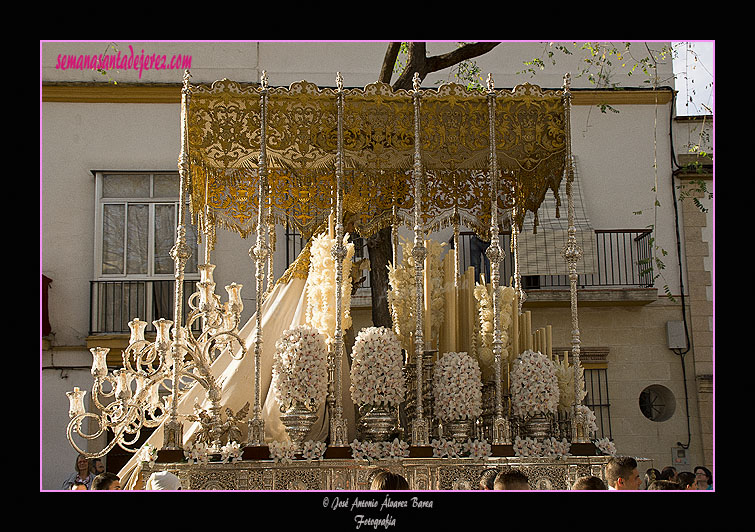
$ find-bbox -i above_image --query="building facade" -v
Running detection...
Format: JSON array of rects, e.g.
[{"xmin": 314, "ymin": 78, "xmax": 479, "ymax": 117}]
[{"xmin": 40, "ymin": 41, "xmax": 714, "ymax": 490}]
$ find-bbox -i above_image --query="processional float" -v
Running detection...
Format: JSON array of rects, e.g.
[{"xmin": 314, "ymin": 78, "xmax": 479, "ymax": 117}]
[{"xmin": 65, "ymin": 68, "xmax": 596, "ymax": 485}]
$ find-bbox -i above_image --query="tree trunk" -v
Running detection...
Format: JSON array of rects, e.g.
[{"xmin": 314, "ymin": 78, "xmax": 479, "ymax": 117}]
[{"xmin": 367, "ymin": 42, "xmax": 501, "ymax": 329}]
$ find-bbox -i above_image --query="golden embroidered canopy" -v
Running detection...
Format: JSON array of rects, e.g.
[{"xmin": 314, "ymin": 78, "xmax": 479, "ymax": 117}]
[{"xmin": 184, "ymin": 78, "xmax": 570, "ymax": 241}]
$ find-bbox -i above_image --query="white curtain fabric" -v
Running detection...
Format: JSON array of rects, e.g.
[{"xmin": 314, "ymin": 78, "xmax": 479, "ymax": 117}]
[{"xmin": 119, "ymin": 267, "xmax": 356, "ymax": 489}]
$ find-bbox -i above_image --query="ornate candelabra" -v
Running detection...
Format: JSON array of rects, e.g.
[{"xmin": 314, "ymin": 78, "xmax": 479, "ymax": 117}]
[{"xmin": 66, "ymin": 71, "xmax": 248, "ymax": 460}]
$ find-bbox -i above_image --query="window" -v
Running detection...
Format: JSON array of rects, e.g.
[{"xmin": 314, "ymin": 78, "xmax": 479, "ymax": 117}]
[
  {"xmin": 91, "ymin": 172, "xmax": 200, "ymax": 334},
  {"xmin": 584, "ymin": 367, "xmax": 612, "ymax": 440}
]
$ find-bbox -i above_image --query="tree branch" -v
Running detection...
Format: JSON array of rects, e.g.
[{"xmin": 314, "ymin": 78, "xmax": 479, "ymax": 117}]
[
  {"xmin": 379, "ymin": 42, "xmax": 402, "ymax": 84},
  {"xmin": 425, "ymin": 42, "xmax": 501, "ymax": 72}
]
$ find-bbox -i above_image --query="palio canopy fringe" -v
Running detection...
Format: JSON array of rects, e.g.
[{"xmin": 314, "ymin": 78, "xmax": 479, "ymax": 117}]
[{"xmin": 185, "ymin": 78, "xmax": 569, "ymax": 239}]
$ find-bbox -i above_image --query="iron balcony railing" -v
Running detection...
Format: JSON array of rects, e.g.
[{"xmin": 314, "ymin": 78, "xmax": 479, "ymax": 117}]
[
  {"xmin": 89, "ymin": 279, "xmax": 199, "ymax": 335},
  {"xmin": 457, "ymin": 229, "xmax": 655, "ymax": 289},
  {"xmin": 285, "ymin": 227, "xmax": 653, "ymax": 292}
]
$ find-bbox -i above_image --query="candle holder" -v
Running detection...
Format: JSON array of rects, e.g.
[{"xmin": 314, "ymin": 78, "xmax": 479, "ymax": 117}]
[{"xmin": 65, "ymin": 264, "xmax": 247, "ymax": 460}]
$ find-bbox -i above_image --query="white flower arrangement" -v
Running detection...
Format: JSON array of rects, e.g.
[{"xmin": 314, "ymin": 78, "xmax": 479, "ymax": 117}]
[
  {"xmin": 306, "ymin": 230, "xmax": 354, "ymax": 343},
  {"xmin": 576, "ymin": 404, "xmax": 598, "ymax": 437},
  {"xmin": 350, "ymin": 438, "xmax": 410, "ymax": 463},
  {"xmin": 350, "ymin": 326, "xmax": 406, "ymax": 407},
  {"xmin": 509, "ymin": 350, "xmax": 560, "ymax": 418},
  {"xmin": 220, "ymin": 441, "xmax": 242, "ymax": 463},
  {"xmin": 432, "ymin": 351, "xmax": 483, "ymax": 422},
  {"xmin": 387, "ymin": 237, "xmax": 447, "ymax": 352},
  {"xmin": 463, "ymin": 439, "xmax": 493, "ymax": 460},
  {"xmin": 140, "ymin": 443, "xmax": 158, "ymax": 467},
  {"xmin": 268, "ymin": 440, "xmax": 297, "ymax": 463},
  {"xmin": 594, "ymin": 437, "xmax": 617, "ymax": 457},
  {"xmin": 385, "ymin": 438, "xmax": 410, "ymax": 460},
  {"xmin": 184, "ymin": 441, "xmax": 210, "ymax": 465},
  {"xmin": 473, "ymin": 282, "xmax": 515, "ymax": 381},
  {"xmin": 301, "ymin": 440, "xmax": 327, "ymax": 462},
  {"xmin": 513, "ymin": 436, "xmax": 571, "ymax": 458},
  {"xmin": 271, "ymin": 326, "xmax": 329, "ymax": 411},
  {"xmin": 431, "ymin": 438, "xmax": 463, "ymax": 459},
  {"xmin": 554, "ymin": 355, "xmax": 586, "ymax": 416}
]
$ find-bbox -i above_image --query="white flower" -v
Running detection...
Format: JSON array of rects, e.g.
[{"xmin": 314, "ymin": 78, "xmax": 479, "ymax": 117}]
[
  {"xmin": 387, "ymin": 237, "xmax": 447, "ymax": 352},
  {"xmin": 350, "ymin": 326, "xmax": 406, "ymax": 407},
  {"xmin": 269, "ymin": 440, "xmax": 297, "ymax": 463},
  {"xmin": 464, "ymin": 438, "xmax": 492, "ymax": 460},
  {"xmin": 576, "ymin": 405, "xmax": 598, "ymax": 437},
  {"xmin": 140, "ymin": 444, "xmax": 159, "ymax": 467},
  {"xmin": 272, "ymin": 326, "xmax": 329, "ymax": 410},
  {"xmin": 301, "ymin": 440, "xmax": 327, "ymax": 461},
  {"xmin": 184, "ymin": 441, "xmax": 210, "ymax": 465},
  {"xmin": 432, "ymin": 352, "xmax": 483, "ymax": 422},
  {"xmin": 474, "ymin": 283, "xmax": 515, "ymax": 381},
  {"xmin": 510, "ymin": 350, "xmax": 560, "ymax": 418},
  {"xmin": 306, "ymin": 231, "xmax": 354, "ymax": 343},
  {"xmin": 595, "ymin": 437, "xmax": 617, "ymax": 456},
  {"xmin": 220, "ymin": 441, "xmax": 242, "ymax": 463}
]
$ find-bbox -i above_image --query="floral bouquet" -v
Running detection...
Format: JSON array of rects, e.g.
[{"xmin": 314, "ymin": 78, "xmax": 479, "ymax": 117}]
[
  {"xmin": 554, "ymin": 354, "xmax": 586, "ymax": 416},
  {"xmin": 306, "ymin": 230, "xmax": 354, "ymax": 344},
  {"xmin": 514, "ymin": 436, "xmax": 571, "ymax": 458},
  {"xmin": 474, "ymin": 282, "xmax": 516, "ymax": 382},
  {"xmin": 350, "ymin": 326, "xmax": 406, "ymax": 408},
  {"xmin": 387, "ymin": 237, "xmax": 447, "ymax": 352},
  {"xmin": 432, "ymin": 351, "xmax": 483, "ymax": 422},
  {"xmin": 509, "ymin": 350, "xmax": 560, "ymax": 419},
  {"xmin": 271, "ymin": 326, "xmax": 329, "ymax": 411}
]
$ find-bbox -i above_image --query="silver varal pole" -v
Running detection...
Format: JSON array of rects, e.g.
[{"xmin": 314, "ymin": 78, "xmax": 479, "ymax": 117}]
[
  {"xmin": 329, "ymin": 72, "xmax": 349, "ymax": 446},
  {"xmin": 163, "ymin": 69, "xmax": 194, "ymax": 452},
  {"xmin": 247, "ymin": 70, "xmax": 269, "ymax": 446},
  {"xmin": 410, "ymin": 73, "xmax": 430, "ymax": 446},
  {"xmin": 560, "ymin": 73, "xmax": 589, "ymax": 444},
  {"xmin": 486, "ymin": 74, "xmax": 511, "ymax": 445}
]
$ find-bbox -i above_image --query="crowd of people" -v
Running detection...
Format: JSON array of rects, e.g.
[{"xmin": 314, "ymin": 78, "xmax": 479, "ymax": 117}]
[
  {"xmin": 62, "ymin": 453, "xmax": 712, "ymax": 492},
  {"xmin": 368, "ymin": 456, "xmax": 714, "ymax": 492},
  {"xmin": 61, "ymin": 454, "xmax": 181, "ymax": 491}
]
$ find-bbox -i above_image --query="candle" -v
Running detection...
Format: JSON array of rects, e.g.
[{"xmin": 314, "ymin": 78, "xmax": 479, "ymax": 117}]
[
  {"xmin": 546, "ymin": 325, "xmax": 553, "ymax": 360},
  {"xmin": 226, "ymin": 282, "xmax": 244, "ymax": 313},
  {"xmin": 128, "ymin": 318, "xmax": 148, "ymax": 345},
  {"xmin": 328, "ymin": 211, "xmax": 334, "ymax": 239},
  {"xmin": 66, "ymin": 387, "xmax": 86, "ymax": 418},
  {"xmin": 90, "ymin": 347, "xmax": 109, "ymax": 378}
]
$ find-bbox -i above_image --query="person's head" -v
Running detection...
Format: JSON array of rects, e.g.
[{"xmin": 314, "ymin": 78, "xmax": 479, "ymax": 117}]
[
  {"xmin": 75, "ymin": 454, "xmax": 90, "ymax": 475},
  {"xmin": 493, "ymin": 469, "xmax": 530, "ymax": 490},
  {"xmin": 146, "ymin": 471, "xmax": 182, "ymax": 490},
  {"xmin": 647, "ymin": 480, "xmax": 682, "ymax": 490},
  {"xmin": 370, "ymin": 470, "xmax": 409, "ymax": 490},
  {"xmin": 644, "ymin": 468, "xmax": 661, "ymax": 489},
  {"xmin": 606, "ymin": 456, "xmax": 641, "ymax": 490},
  {"xmin": 694, "ymin": 466, "xmax": 712, "ymax": 488},
  {"xmin": 91, "ymin": 472, "xmax": 121, "ymax": 490},
  {"xmin": 479, "ymin": 468, "xmax": 498, "ymax": 490},
  {"xmin": 676, "ymin": 471, "xmax": 696, "ymax": 490},
  {"xmin": 92, "ymin": 458, "xmax": 105, "ymax": 474},
  {"xmin": 572, "ymin": 475, "xmax": 607, "ymax": 490},
  {"xmin": 660, "ymin": 466, "xmax": 677, "ymax": 482},
  {"xmin": 71, "ymin": 481, "xmax": 88, "ymax": 491}
]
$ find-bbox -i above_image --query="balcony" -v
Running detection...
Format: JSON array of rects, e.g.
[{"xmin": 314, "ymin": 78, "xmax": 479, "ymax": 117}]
[
  {"xmin": 283, "ymin": 227, "xmax": 657, "ymax": 308},
  {"xmin": 89, "ymin": 279, "xmax": 199, "ymax": 336},
  {"xmin": 456, "ymin": 229, "xmax": 657, "ymax": 306}
]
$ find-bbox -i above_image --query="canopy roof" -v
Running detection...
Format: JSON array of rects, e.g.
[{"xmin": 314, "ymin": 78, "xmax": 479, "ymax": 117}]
[{"xmin": 184, "ymin": 78, "xmax": 570, "ymax": 240}]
